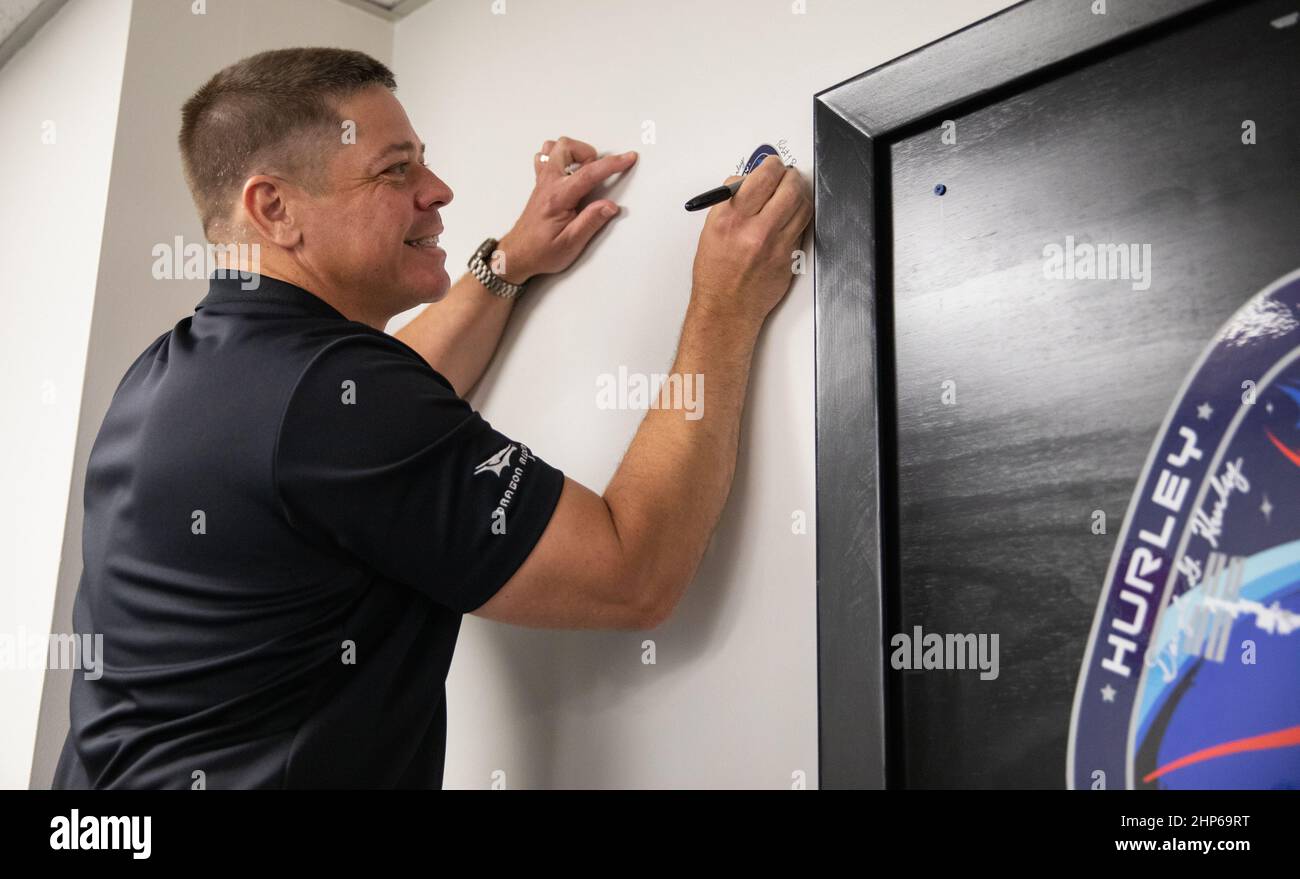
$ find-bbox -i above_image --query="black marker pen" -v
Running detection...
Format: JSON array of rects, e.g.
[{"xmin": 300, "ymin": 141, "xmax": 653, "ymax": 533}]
[
  {"xmin": 684, "ymin": 143, "xmax": 781, "ymax": 211},
  {"xmin": 684, "ymin": 179, "xmax": 744, "ymax": 212}
]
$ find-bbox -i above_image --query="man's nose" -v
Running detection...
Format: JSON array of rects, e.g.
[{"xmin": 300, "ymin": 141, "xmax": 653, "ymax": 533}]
[{"xmin": 416, "ymin": 165, "xmax": 453, "ymax": 211}]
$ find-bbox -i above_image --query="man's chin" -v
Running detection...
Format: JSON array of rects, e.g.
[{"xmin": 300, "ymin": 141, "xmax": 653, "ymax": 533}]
[
  {"xmin": 404, "ymin": 264, "xmax": 451, "ymax": 305},
  {"xmin": 399, "ymin": 242, "xmax": 450, "ymax": 300},
  {"xmin": 424, "ymin": 267, "xmax": 452, "ymax": 303}
]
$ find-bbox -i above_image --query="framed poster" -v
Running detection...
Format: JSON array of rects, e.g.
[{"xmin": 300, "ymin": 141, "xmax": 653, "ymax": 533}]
[{"xmin": 814, "ymin": 0, "xmax": 1300, "ymax": 788}]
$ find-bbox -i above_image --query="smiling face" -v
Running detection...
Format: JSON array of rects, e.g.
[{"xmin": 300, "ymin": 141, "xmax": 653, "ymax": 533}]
[{"xmin": 284, "ymin": 85, "xmax": 454, "ymax": 321}]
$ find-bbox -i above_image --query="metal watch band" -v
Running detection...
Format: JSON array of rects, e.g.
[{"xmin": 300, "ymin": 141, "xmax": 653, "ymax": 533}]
[{"xmin": 468, "ymin": 237, "xmax": 527, "ymax": 300}]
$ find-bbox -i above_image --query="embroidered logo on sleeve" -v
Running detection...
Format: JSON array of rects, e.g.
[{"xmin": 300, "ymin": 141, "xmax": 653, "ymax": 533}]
[
  {"xmin": 473, "ymin": 444, "xmax": 517, "ymax": 477},
  {"xmin": 477, "ymin": 443, "xmax": 538, "ymax": 536}
]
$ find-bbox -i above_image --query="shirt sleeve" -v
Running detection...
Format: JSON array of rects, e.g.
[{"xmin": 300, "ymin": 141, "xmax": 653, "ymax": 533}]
[{"xmin": 273, "ymin": 332, "xmax": 565, "ymax": 613}]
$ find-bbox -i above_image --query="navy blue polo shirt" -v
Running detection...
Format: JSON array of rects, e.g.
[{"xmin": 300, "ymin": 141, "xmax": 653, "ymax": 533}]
[{"xmin": 51, "ymin": 272, "xmax": 564, "ymax": 789}]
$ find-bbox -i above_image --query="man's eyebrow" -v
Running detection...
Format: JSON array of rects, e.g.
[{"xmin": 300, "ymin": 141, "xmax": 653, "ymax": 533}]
[{"xmin": 373, "ymin": 140, "xmax": 426, "ymax": 162}]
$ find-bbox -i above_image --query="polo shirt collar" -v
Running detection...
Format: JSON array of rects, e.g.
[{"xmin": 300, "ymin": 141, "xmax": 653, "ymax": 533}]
[{"xmin": 197, "ymin": 271, "xmax": 350, "ymax": 321}]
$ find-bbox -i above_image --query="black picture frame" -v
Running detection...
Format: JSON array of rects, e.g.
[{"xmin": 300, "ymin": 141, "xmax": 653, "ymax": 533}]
[{"xmin": 811, "ymin": 0, "xmax": 1230, "ymax": 789}]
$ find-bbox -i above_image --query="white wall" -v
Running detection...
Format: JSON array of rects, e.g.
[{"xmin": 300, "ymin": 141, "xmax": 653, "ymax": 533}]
[
  {"xmin": 0, "ymin": 0, "xmax": 132, "ymax": 791},
  {"xmin": 391, "ymin": 0, "xmax": 1015, "ymax": 789},
  {"xmin": 25, "ymin": 0, "xmax": 392, "ymax": 788}
]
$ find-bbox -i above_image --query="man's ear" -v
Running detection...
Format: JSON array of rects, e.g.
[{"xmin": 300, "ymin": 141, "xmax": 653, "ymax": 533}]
[{"xmin": 241, "ymin": 174, "xmax": 303, "ymax": 248}]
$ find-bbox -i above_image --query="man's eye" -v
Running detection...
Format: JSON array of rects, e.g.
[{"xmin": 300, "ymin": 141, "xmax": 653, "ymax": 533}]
[{"xmin": 387, "ymin": 162, "xmax": 409, "ymax": 175}]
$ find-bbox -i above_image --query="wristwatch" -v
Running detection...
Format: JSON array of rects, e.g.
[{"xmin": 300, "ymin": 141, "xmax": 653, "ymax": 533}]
[{"xmin": 468, "ymin": 237, "xmax": 528, "ymax": 300}]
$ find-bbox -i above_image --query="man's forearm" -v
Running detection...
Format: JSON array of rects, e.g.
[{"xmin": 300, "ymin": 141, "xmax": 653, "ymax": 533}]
[
  {"xmin": 392, "ymin": 270, "xmax": 517, "ymax": 397},
  {"xmin": 602, "ymin": 298, "xmax": 762, "ymax": 621}
]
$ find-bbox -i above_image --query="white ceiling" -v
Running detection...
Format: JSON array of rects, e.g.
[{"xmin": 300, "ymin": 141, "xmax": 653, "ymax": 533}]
[
  {"xmin": 0, "ymin": 0, "xmax": 63, "ymax": 72},
  {"xmin": 0, "ymin": 0, "xmax": 47, "ymax": 46},
  {"xmin": 334, "ymin": 0, "xmax": 432, "ymax": 20},
  {"xmin": 0, "ymin": 0, "xmax": 431, "ymax": 73}
]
